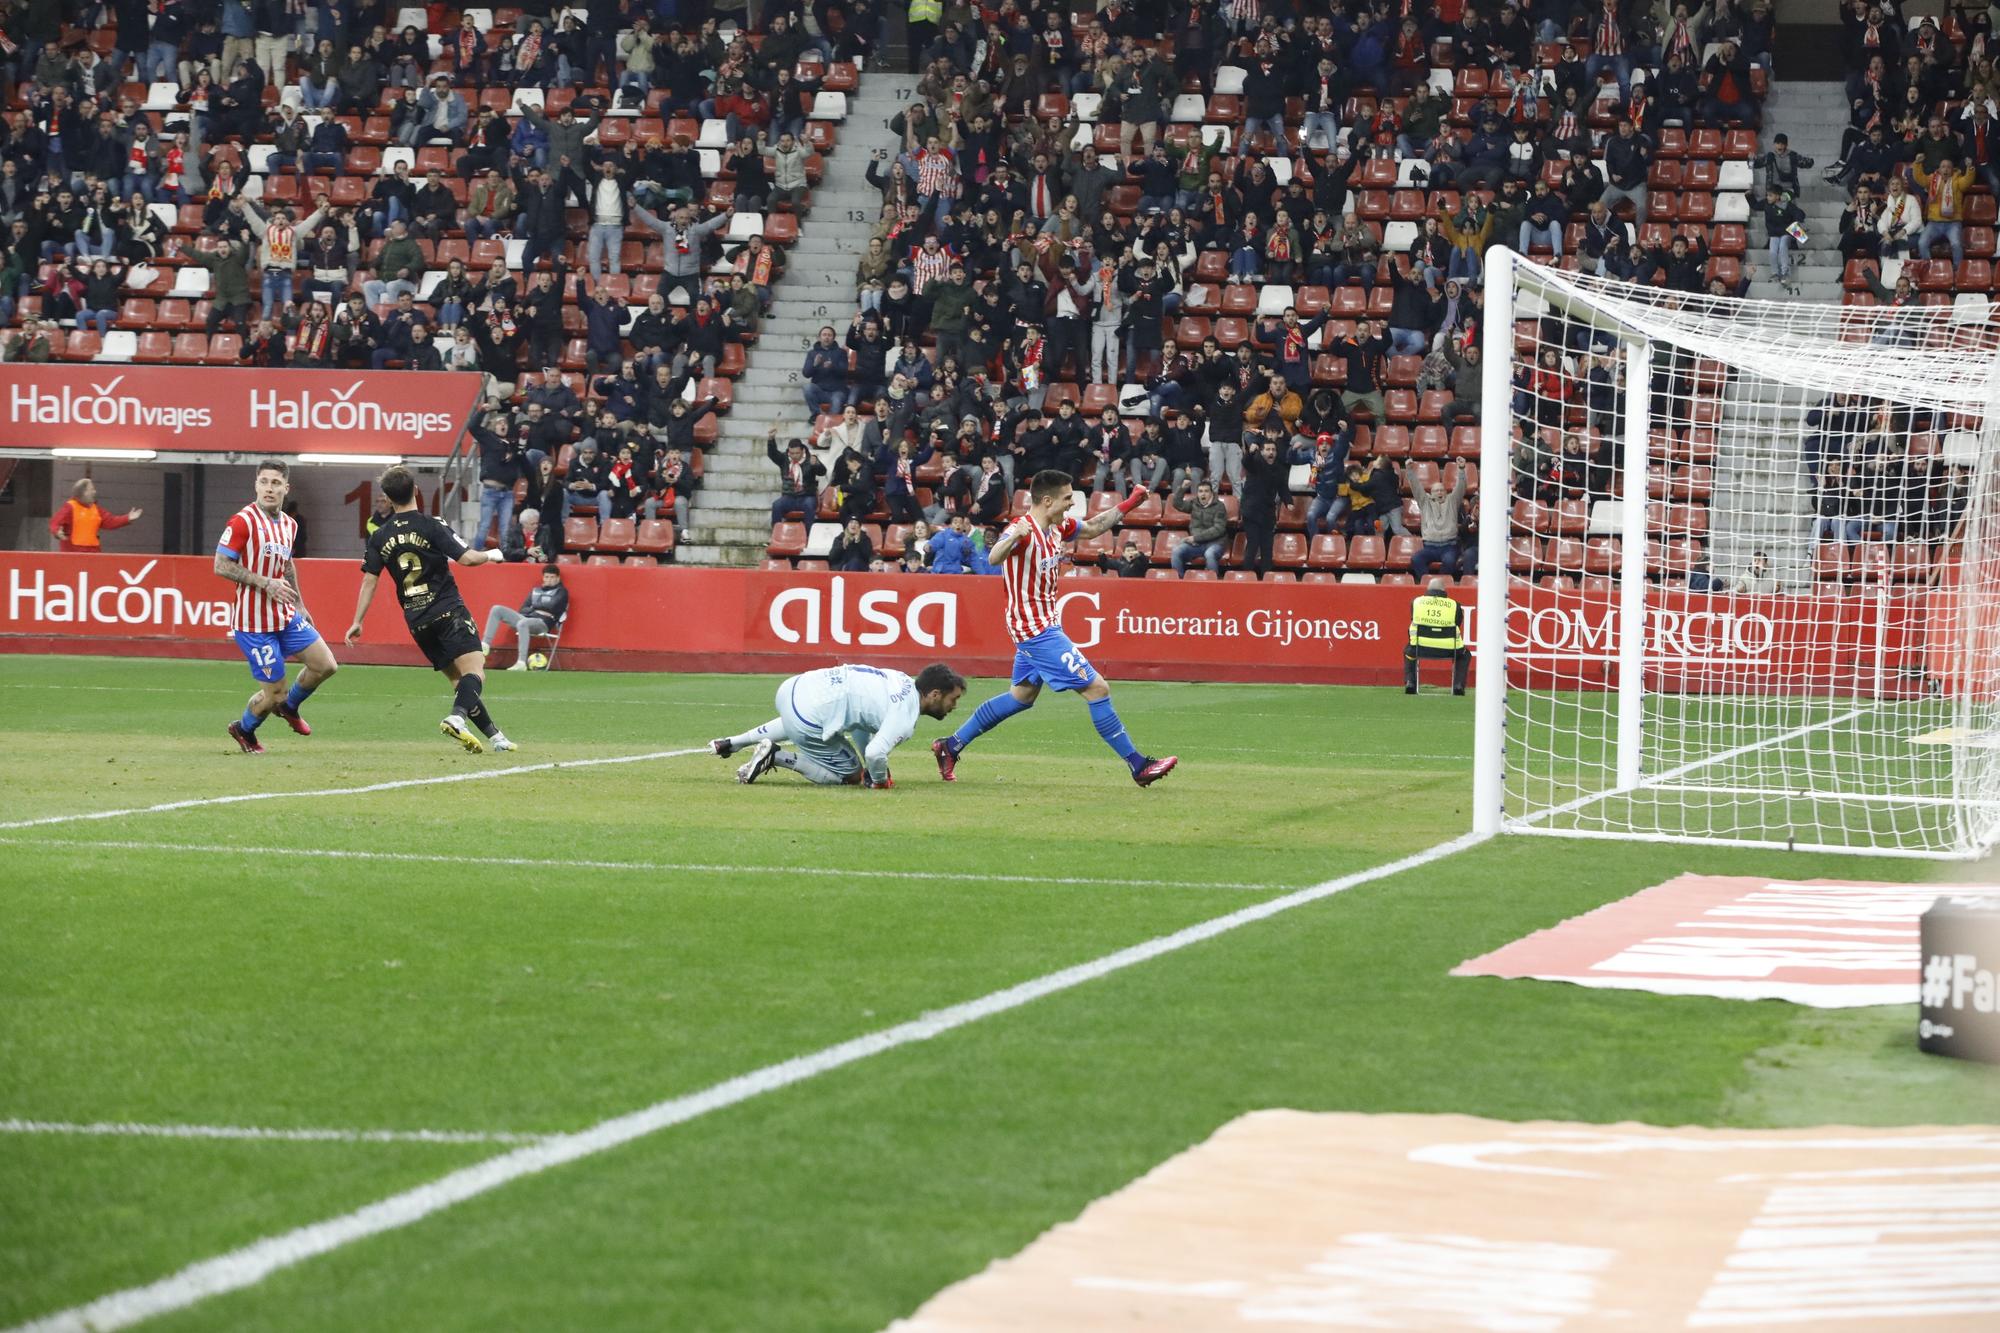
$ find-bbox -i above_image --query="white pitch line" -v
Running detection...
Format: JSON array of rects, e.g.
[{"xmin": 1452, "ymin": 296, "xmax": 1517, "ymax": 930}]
[
  {"xmin": 0, "ymin": 684, "xmax": 220, "ymax": 694},
  {"xmin": 0, "ymin": 747, "xmax": 710, "ymax": 832},
  {"xmin": 0, "ymin": 837, "xmax": 1294, "ymax": 893},
  {"xmin": 7, "ymin": 831, "xmax": 1488, "ymax": 1333},
  {"xmin": 0, "ymin": 1119, "xmax": 545, "ymax": 1147}
]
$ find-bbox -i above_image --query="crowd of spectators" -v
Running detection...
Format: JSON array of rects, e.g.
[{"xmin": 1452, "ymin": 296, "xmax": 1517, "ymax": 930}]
[
  {"xmin": 5, "ymin": 0, "xmax": 1948, "ymax": 588},
  {"xmin": 1800, "ymin": 1, "xmax": 1990, "ymax": 579},
  {"xmin": 0, "ymin": 0, "xmax": 912, "ymax": 558},
  {"xmin": 765, "ymin": 0, "xmax": 1789, "ymax": 581},
  {"xmin": 1803, "ymin": 391, "xmax": 1971, "ymax": 554},
  {"xmin": 0, "ymin": 1, "xmax": 863, "ymax": 405},
  {"xmin": 1829, "ymin": 3, "xmax": 2000, "ymax": 277}
]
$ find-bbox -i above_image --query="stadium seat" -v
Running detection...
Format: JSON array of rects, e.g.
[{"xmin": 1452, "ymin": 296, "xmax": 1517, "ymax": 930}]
[
  {"xmin": 595, "ymin": 518, "xmax": 636, "ymax": 553},
  {"xmin": 564, "ymin": 516, "xmax": 599, "ymax": 551},
  {"xmin": 1307, "ymin": 534, "xmax": 1346, "ymax": 570},
  {"xmin": 632, "ymin": 520, "xmax": 675, "ymax": 555},
  {"xmin": 767, "ymin": 523, "xmax": 807, "ymax": 558}
]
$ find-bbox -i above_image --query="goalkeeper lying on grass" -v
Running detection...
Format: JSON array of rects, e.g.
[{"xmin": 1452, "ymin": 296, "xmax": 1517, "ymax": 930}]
[{"xmin": 712, "ymin": 663, "xmax": 968, "ymax": 788}]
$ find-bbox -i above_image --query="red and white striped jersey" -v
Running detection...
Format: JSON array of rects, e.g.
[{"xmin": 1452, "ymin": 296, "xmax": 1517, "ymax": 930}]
[
  {"xmin": 1001, "ymin": 513, "xmax": 1078, "ymax": 642},
  {"xmin": 216, "ymin": 504, "xmax": 299, "ymax": 633}
]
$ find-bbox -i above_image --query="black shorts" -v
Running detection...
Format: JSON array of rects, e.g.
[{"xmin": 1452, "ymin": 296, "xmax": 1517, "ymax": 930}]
[{"xmin": 411, "ymin": 606, "xmax": 482, "ymax": 672}]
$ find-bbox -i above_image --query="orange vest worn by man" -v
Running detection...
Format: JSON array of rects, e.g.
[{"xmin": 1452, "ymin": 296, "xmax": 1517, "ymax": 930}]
[{"xmin": 49, "ymin": 481, "xmax": 141, "ymax": 552}]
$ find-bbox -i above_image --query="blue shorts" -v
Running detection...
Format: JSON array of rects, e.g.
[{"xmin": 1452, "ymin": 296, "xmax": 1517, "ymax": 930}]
[
  {"xmin": 1011, "ymin": 627, "xmax": 1098, "ymax": 693},
  {"xmin": 233, "ymin": 617, "xmax": 323, "ymax": 683}
]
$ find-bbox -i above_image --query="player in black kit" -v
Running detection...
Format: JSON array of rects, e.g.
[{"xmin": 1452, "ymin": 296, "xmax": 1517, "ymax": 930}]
[{"xmin": 345, "ymin": 465, "xmax": 516, "ymax": 753}]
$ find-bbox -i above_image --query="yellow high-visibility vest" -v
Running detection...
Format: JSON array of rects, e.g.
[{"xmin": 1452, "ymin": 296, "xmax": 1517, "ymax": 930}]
[
  {"xmin": 1409, "ymin": 594, "xmax": 1463, "ymax": 650},
  {"xmin": 908, "ymin": 0, "xmax": 942, "ymax": 22}
]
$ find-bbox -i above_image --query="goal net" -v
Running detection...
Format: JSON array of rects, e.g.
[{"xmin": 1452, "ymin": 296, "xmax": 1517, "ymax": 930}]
[{"xmin": 1470, "ymin": 249, "xmax": 2000, "ymax": 860}]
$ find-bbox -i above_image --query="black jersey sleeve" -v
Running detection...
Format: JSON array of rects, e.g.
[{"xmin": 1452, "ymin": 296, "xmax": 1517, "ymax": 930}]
[{"xmin": 421, "ymin": 513, "xmax": 470, "ymax": 561}]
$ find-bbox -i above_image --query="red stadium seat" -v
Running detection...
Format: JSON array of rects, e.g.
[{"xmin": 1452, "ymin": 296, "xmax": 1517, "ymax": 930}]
[
  {"xmin": 633, "ymin": 520, "xmax": 675, "ymax": 555},
  {"xmin": 1346, "ymin": 535, "xmax": 1385, "ymax": 570},
  {"xmin": 767, "ymin": 523, "xmax": 807, "ymax": 558},
  {"xmin": 595, "ymin": 518, "xmax": 636, "ymax": 553}
]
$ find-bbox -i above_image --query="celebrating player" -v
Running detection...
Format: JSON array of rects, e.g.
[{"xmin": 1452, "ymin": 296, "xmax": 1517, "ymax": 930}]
[
  {"xmin": 216, "ymin": 459, "xmax": 339, "ymax": 754},
  {"xmin": 345, "ymin": 466, "xmax": 515, "ymax": 754},
  {"xmin": 933, "ymin": 471, "xmax": 1177, "ymax": 786},
  {"xmin": 713, "ymin": 662, "xmax": 967, "ymax": 787}
]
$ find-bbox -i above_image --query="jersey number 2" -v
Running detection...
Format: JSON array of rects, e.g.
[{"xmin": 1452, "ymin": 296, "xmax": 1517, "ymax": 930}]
[{"xmin": 393, "ymin": 552, "xmax": 429, "ymax": 602}]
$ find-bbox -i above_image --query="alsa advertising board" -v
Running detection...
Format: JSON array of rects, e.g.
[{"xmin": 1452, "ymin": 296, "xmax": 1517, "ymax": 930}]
[{"xmin": 0, "ymin": 556, "xmax": 1941, "ymax": 690}]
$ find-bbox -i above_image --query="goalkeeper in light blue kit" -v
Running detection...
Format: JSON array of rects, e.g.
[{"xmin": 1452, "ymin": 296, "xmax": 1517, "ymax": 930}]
[{"xmin": 711, "ymin": 663, "xmax": 968, "ymax": 788}]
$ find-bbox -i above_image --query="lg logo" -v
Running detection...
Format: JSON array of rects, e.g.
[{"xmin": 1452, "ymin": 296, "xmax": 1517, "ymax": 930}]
[{"xmin": 1055, "ymin": 590, "xmax": 1105, "ymax": 649}]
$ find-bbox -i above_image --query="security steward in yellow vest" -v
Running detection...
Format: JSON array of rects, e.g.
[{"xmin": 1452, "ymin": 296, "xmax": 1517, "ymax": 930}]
[
  {"xmin": 906, "ymin": 0, "xmax": 942, "ymax": 72},
  {"xmin": 1406, "ymin": 578, "xmax": 1469, "ymax": 695}
]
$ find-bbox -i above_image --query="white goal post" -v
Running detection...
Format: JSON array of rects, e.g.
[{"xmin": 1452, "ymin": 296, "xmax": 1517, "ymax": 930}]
[{"xmin": 1471, "ymin": 248, "xmax": 2000, "ymax": 860}]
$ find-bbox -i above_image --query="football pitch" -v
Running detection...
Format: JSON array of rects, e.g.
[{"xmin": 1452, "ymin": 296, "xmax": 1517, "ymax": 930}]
[{"xmin": 2, "ymin": 654, "xmax": 1995, "ymax": 1332}]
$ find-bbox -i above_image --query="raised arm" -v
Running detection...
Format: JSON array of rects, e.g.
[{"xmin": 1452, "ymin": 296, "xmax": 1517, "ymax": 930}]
[
  {"xmin": 985, "ymin": 515, "xmax": 1030, "ymax": 565},
  {"xmin": 631, "ymin": 203, "xmax": 668, "ymax": 236}
]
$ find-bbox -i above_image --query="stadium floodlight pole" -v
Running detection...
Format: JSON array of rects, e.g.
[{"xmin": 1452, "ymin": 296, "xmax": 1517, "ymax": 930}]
[
  {"xmin": 1471, "ymin": 246, "xmax": 1516, "ymax": 837},
  {"xmin": 1615, "ymin": 338, "xmax": 1651, "ymax": 792}
]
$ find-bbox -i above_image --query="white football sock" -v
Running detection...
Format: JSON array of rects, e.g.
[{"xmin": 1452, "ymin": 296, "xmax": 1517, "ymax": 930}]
[{"xmin": 725, "ymin": 719, "xmax": 785, "ymax": 749}]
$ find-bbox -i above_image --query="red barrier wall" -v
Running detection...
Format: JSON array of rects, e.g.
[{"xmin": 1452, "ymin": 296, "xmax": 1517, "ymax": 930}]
[
  {"xmin": 0, "ymin": 554, "xmax": 1933, "ymax": 691},
  {"xmin": 0, "ymin": 555, "xmax": 1431, "ymax": 683}
]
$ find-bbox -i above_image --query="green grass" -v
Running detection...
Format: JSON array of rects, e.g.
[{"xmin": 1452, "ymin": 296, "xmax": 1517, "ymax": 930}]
[{"xmin": 1, "ymin": 655, "xmax": 1994, "ymax": 1331}]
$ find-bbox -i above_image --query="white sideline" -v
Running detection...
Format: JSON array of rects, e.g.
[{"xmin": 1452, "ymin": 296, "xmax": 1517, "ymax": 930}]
[
  {"xmin": 0, "ymin": 748, "xmax": 710, "ymax": 831},
  {"xmin": 0, "ymin": 838, "xmax": 1292, "ymax": 893},
  {"xmin": 7, "ymin": 831, "xmax": 1489, "ymax": 1333},
  {"xmin": 0, "ymin": 1120, "xmax": 545, "ymax": 1147}
]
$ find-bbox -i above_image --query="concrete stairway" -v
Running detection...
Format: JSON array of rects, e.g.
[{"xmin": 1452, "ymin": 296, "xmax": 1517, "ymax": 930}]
[
  {"xmin": 1743, "ymin": 79, "xmax": 1847, "ymax": 304},
  {"xmin": 1693, "ymin": 81, "xmax": 1844, "ymax": 585},
  {"xmin": 677, "ymin": 71, "xmax": 916, "ymax": 566},
  {"xmin": 1708, "ymin": 378, "xmax": 1817, "ymax": 588}
]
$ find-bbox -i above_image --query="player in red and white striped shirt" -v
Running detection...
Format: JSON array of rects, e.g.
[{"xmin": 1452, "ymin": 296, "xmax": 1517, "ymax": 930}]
[
  {"xmin": 934, "ymin": 468, "xmax": 1177, "ymax": 787},
  {"xmin": 214, "ymin": 460, "xmax": 339, "ymax": 754}
]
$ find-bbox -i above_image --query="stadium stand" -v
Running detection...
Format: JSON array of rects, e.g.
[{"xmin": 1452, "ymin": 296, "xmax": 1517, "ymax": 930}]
[
  {"xmin": 0, "ymin": 0, "xmax": 885, "ymax": 560},
  {"xmin": 740, "ymin": 0, "xmax": 1788, "ymax": 583},
  {"xmin": 14, "ymin": 2, "xmax": 1956, "ymax": 589},
  {"xmin": 1790, "ymin": 3, "xmax": 1982, "ymax": 589}
]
